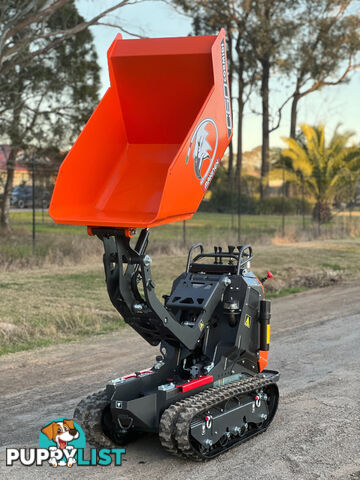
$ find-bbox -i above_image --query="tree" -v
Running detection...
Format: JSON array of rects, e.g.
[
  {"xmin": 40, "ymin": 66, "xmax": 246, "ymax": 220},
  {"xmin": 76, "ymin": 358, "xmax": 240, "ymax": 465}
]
[
  {"xmin": 172, "ymin": 0, "xmax": 259, "ymax": 239},
  {"xmin": 0, "ymin": 0, "xmax": 143, "ymax": 76},
  {"xmin": 281, "ymin": 0, "xmax": 360, "ymax": 138},
  {"xmin": 175, "ymin": 1, "xmax": 257, "ymax": 186},
  {"xmin": 181, "ymin": 0, "xmax": 257, "ymax": 241},
  {"xmin": 0, "ymin": 1, "xmax": 101, "ymax": 231},
  {"xmin": 279, "ymin": 124, "xmax": 360, "ymax": 229},
  {"xmin": 174, "ymin": 1, "xmax": 298, "ymax": 202},
  {"xmin": 244, "ymin": 0, "xmax": 299, "ymax": 199},
  {"xmin": 185, "ymin": 0, "xmax": 237, "ymax": 181},
  {"xmin": 333, "ymin": 149, "xmax": 360, "ymax": 217}
]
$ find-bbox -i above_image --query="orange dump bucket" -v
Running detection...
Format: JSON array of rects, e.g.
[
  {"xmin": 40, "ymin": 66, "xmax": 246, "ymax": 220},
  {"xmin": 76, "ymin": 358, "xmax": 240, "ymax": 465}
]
[{"xmin": 49, "ymin": 30, "xmax": 232, "ymax": 229}]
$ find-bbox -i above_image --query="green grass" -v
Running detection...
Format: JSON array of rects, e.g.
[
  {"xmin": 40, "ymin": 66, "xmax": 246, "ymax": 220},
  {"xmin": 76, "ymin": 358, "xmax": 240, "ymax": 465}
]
[
  {"xmin": 0, "ymin": 326, "xmax": 122, "ymax": 356},
  {"xmin": 321, "ymin": 262, "xmax": 342, "ymax": 271},
  {"xmin": 1, "ymin": 211, "xmax": 360, "ymax": 356},
  {"xmin": 7, "ymin": 210, "xmax": 360, "ymax": 249},
  {"xmin": 3, "ymin": 210, "xmax": 358, "ymax": 275},
  {"xmin": 2, "ymin": 235, "xmax": 357, "ymax": 356},
  {"xmin": 0, "ymin": 265, "xmax": 124, "ymax": 354},
  {"xmin": 7, "ymin": 209, "xmax": 350, "ymax": 235},
  {"xmin": 10, "ymin": 210, "xmax": 295, "ymax": 241},
  {"xmin": 267, "ymin": 286, "xmax": 308, "ymax": 299}
]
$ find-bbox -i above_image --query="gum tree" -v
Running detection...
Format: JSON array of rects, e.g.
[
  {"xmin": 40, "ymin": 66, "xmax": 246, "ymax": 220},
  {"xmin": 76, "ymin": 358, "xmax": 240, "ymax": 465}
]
[{"xmin": 0, "ymin": 1, "xmax": 100, "ymax": 231}]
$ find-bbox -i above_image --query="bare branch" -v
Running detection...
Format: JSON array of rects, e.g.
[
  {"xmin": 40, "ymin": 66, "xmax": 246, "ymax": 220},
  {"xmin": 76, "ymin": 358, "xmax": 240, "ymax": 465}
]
[
  {"xmin": 1, "ymin": 0, "xmax": 142, "ymax": 71},
  {"xmin": 94, "ymin": 23, "xmax": 145, "ymax": 38},
  {"xmin": 5, "ymin": 1, "xmax": 70, "ymax": 41},
  {"xmin": 269, "ymin": 93, "xmax": 294, "ymax": 133},
  {"xmin": 298, "ymin": 57, "xmax": 360, "ymax": 100}
]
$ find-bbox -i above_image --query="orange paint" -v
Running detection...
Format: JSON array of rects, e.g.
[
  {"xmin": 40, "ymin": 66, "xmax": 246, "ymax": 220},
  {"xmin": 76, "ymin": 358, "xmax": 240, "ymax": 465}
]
[
  {"xmin": 258, "ymin": 350, "xmax": 269, "ymax": 372},
  {"xmin": 49, "ymin": 30, "xmax": 232, "ymax": 229},
  {"xmin": 256, "ymin": 276, "xmax": 265, "ymax": 294}
]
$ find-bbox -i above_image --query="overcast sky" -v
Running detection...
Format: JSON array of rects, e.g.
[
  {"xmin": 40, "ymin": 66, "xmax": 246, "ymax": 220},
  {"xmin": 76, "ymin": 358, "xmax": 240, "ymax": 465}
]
[{"xmin": 76, "ymin": 0, "xmax": 360, "ymax": 151}]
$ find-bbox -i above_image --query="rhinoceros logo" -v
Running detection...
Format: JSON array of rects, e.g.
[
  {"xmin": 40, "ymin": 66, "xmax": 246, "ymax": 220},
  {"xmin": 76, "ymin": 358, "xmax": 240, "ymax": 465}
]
[{"xmin": 186, "ymin": 118, "xmax": 218, "ymax": 186}]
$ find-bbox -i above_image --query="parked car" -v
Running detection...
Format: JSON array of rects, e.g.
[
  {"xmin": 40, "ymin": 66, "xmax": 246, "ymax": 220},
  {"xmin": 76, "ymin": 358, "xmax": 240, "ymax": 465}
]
[{"xmin": 10, "ymin": 185, "xmax": 51, "ymax": 209}]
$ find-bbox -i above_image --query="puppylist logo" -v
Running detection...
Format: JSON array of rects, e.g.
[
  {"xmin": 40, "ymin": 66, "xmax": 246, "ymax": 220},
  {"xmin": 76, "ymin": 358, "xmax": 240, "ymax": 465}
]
[{"xmin": 6, "ymin": 418, "xmax": 125, "ymax": 468}]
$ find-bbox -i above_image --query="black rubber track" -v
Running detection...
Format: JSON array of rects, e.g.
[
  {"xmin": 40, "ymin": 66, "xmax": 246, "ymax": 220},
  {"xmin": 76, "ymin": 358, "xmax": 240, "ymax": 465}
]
[
  {"xmin": 74, "ymin": 371, "xmax": 279, "ymax": 461},
  {"xmin": 74, "ymin": 390, "xmax": 120, "ymax": 449},
  {"xmin": 159, "ymin": 371, "xmax": 279, "ymax": 461}
]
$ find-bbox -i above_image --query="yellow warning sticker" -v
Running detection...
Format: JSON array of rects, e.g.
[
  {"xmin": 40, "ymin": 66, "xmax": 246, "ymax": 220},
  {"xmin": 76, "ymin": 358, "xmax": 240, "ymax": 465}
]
[
  {"xmin": 267, "ymin": 324, "xmax": 271, "ymax": 344},
  {"xmin": 199, "ymin": 320, "xmax": 204, "ymax": 330},
  {"xmin": 244, "ymin": 314, "xmax": 251, "ymax": 328}
]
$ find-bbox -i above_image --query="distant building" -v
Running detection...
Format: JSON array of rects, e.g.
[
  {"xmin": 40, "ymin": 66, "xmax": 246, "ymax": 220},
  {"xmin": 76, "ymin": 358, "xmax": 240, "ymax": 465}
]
[
  {"xmin": 0, "ymin": 145, "xmax": 64, "ymax": 194},
  {"xmin": 242, "ymin": 146, "xmax": 262, "ymax": 178},
  {"xmin": 0, "ymin": 146, "xmax": 31, "ymax": 192},
  {"xmin": 242, "ymin": 146, "xmax": 282, "ymax": 192}
]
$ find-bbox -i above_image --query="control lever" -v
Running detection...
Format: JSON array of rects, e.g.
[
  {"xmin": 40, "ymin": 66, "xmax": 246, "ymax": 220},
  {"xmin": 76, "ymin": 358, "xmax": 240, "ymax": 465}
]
[
  {"xmin": 228, "ymin": 245, "xmax": 235, "ymax": 264},
  {"xmin": 261, "ymin": 271, "xmax": 274, "ymax": 283},
  {"xmin": 214, "ymin": 246, "xmax": 218, "ymax": 264}
]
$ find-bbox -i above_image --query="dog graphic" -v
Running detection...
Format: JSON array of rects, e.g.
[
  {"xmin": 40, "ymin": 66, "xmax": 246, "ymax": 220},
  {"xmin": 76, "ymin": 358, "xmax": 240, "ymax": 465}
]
[{"xmin": 41, "ymin": 419, "xmax": 79, "ymax": 467}]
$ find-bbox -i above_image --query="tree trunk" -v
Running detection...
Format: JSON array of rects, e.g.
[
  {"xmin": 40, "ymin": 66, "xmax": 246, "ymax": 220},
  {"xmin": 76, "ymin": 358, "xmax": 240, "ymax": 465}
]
[
  {"xmin": 228, "ymin": 140, "xmax": 234, "ymax": 180},
  {"xmin": 290, "ymin": 90, "xmax": 300, "ymax": 139},
  {"xmin": 0, "ymin": 147, "xmax": 18, "ymax": 231},
  {"xmin": 312, "ymin": 201, "xmax": 332, "ymax": 228},
  {"xmin": 302, "ymin": 178, "xmax": 305, "ymax": 229},
  {"xmin": 236, "ymin": 77, "xmax": 244, "ymax": 241},
  {"xmin": 182, "ymin": 220, "xmax": 186, "ymax": 247},
  {"xmin": 260, "ymin": 57, "xmax": 270, "ymax": 200},
  {"xmin": 281, "ymin": 164, "xmax": 285, "ymax": 236}
]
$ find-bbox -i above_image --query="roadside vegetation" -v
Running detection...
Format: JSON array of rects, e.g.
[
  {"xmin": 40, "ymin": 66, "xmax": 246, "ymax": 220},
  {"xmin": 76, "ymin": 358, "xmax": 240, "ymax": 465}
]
[{"xmin": 1, "ymin": 211, "xmax": 359, "ymax": 355}]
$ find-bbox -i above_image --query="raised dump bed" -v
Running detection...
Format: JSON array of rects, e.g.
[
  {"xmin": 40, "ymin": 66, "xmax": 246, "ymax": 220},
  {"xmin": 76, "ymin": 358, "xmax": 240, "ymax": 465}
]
[{"xmin": 49, "ymin": 29, "xmax": 232, "ymax": 229}]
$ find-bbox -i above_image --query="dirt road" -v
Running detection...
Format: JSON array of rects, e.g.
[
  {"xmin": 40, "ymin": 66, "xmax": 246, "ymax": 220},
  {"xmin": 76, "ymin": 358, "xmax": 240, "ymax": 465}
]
[{"xmin": 1, "ymin": 283, "xmax": 359, "ymax": 479}]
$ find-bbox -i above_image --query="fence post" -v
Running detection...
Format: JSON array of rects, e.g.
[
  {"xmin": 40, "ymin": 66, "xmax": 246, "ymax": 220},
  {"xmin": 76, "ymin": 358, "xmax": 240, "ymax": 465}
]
[
  {"xmin": 281, "ymin": 164, "xmax": 285, "ymax": 237},
  {"xmin": 32, "ymin": 157, "xmax": 36, "ymax": 254},
  {"xmin": 302, "ymin": 178, "xmax": 305, "ymax": 229},
  {"xmin": 237, "ymin": 175, "xmax": 241, "ymax": 242}
]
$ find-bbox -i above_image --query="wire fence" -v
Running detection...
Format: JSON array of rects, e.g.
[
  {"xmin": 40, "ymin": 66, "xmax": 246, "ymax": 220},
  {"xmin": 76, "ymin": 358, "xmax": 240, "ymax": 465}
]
[{"xmin": 2, "ymin": 164, "xmax": 360, "ymax": 256}]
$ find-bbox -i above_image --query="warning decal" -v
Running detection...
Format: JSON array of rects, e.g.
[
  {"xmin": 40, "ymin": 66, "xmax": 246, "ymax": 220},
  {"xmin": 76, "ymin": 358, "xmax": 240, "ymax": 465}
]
[{"xmin": 244, "ymin": 314, "xmax": 251, "ymax": 328}]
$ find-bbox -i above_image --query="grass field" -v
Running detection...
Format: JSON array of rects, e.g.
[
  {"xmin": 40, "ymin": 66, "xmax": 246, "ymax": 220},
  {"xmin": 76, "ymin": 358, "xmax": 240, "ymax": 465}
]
[
  {"xmin": 8, "ymin": 209, "xmax": 359, "ymax": 241},
  {"xmin": 1, "ymin": 230, "xmax": 359, "ymax": 355},
  {"xmin": 0, "ymin": 210, "xmax": 359, "ymax": 355},
  {"xmin": 2, "ymin": 210, "xmax": 359, "ymax": 265}
]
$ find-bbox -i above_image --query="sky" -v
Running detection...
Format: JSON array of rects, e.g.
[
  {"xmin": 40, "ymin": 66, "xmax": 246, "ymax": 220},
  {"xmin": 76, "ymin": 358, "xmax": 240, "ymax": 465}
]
[{"xmin": 76, "ymin": 0, "xmax": 360, "ymax": 152}]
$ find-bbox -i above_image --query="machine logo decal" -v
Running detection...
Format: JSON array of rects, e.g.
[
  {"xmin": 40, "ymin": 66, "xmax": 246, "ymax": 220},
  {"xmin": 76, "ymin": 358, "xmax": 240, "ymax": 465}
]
[
  {"xmin": 203, "ymin": 158, "xmax": 220, "ymax": 191},
  {"xmin": 186, "ymin": 118, "xmax": 219, "ymax": 189},
  {"xmin": 220, "ymin": 38, "xmax": 232, "ymax": 137},
  {"xmin": 244, "ymin": 314, "xmax": 252, "ymax": 328}
]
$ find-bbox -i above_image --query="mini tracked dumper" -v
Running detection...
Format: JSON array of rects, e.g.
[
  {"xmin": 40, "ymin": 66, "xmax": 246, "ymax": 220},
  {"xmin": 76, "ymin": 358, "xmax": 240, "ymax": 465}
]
[{"xmin": 49, "ymin": 30, "xmax": 279, "ymax": 460}]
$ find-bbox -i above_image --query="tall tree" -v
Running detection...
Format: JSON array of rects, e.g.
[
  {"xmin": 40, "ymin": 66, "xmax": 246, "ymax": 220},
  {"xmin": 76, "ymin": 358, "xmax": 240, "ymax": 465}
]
[
  {"xmin": 0, "ymin": 1, "xmax": 100, "ymax": 231},
  {"xmin": 176, "ymin": 0, "xmax": 299, "ymax": 199},
  {"xmin": 282, "ymin": 0, "xmax": 360, "ymax": 138},
  {"xmin": 172, "ymin": 0, "xmax": 258, "ymax": 225},
  {"xmin": 244, "ymin": 0, "xmax": 299, "ymax": 198},
  {"xmin": 0, "ymin": 0, "xmax": 143, "ymax": 75},
  {"xmin": 188, "ymin": 1, "xmax": 237, "ymax": 181}
]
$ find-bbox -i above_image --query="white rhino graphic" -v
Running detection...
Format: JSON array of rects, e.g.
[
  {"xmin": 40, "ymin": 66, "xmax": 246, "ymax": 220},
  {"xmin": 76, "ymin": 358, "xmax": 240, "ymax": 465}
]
[
  {"xmin": 193, "ymin": 123, "xmax": 212, "ymax": 180},
  {"xmin": 186, "ymin": 118, "xmax": 218, "ymax": 185}
]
